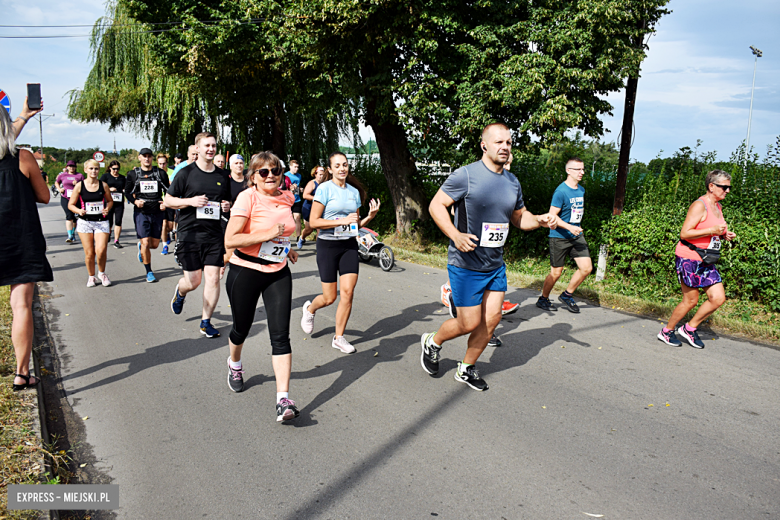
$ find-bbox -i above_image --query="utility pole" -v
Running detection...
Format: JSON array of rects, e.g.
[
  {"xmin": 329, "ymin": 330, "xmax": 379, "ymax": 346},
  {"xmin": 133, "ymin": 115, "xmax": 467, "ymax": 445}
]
[
  {"xmin": 745, "ymin": 45, "xmax": 762, "ymax": 169},
  {"xmin": 37, "ymin": 113, "xmax": 55, "ymax": 166}
]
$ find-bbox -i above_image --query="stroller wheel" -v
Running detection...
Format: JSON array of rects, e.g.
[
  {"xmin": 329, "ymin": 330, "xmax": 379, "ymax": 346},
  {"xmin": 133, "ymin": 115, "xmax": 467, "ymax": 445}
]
[{"xmin": 379, "ymin": 246, "xmax": 394, "ymax": 271}]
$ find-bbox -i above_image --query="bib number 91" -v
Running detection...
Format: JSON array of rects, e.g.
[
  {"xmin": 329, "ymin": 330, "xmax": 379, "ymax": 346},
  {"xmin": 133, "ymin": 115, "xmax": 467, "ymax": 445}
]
[{"xmin": 334, "ymin": 223, "xmax": 358, "ymax": 237}]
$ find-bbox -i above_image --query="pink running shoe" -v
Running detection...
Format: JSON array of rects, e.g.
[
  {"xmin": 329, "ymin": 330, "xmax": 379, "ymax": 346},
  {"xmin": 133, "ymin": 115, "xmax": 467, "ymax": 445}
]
[
  {"xmin": 99, "ymin": 273, "xmax": 112, "ymax": 287},
  {"xmin": 86, "ymin": 276, "xmax": 97, "ymax": 287}
]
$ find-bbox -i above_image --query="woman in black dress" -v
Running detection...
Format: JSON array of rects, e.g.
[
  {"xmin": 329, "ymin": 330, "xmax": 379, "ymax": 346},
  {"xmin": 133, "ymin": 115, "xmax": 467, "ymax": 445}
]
[{"xmin": 0, "ymin": 107, "xmax": 53, "ymax": 390}]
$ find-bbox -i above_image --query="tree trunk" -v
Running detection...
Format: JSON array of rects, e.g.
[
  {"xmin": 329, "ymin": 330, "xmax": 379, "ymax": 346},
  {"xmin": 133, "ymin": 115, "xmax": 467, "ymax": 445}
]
[
  {"xmin": 364, "ymin": 95, "xmax": 429, "ymax": 234},
  {"xmin": 272, "ymin": 102, "xmax": 287, "ymax": 160},
  {"xmin": 614, "ymin": 74, "xmax": 638, "ymax": 216}
]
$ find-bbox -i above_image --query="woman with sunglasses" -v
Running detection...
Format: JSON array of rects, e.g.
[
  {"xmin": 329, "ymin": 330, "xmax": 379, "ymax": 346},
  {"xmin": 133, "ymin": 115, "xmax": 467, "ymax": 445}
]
[
  {"xmin": 300, "ymin": 152, "xmax": 380, "ymax": 354},
  {"xmin": 298, "ymin": 164, "xmax": 329, "ymax": 248},
  {"xmin": 69, "ymin": 159, "xmax": 114, "ymax": 287},
  {"xmin": 101, "ymin": 160, "xmax": 126, "ymax": 248},
  {"xmin": 223, "ymin": 152, "xmax": 301, "ymax": 422},
  {"xmin": 658, "ymin": 170, "xmax": 736, "ymax": 349}
]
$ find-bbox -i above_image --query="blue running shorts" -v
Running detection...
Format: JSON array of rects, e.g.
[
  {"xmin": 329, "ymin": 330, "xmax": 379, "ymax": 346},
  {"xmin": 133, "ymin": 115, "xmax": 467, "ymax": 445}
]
[{"xmin": 447, "ymin": 264, "xmax": 507, "ymax": 308}]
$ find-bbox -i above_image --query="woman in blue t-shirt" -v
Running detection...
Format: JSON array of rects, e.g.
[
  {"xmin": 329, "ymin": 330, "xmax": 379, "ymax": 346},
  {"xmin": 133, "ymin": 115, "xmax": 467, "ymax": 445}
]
[{"xmin": 299, "ymin": 152, "xmax": 380, "ymax": 354}]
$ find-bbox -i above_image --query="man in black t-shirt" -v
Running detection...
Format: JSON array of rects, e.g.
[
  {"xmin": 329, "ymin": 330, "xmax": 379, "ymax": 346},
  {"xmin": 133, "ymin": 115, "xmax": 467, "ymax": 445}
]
[
  {"xmin": 124, "ymin": 148, "xmax": 169, "ymax": 283},
  {"xmin": 164, "ymin": 133, "xmax": 230, "ymax": 338}
]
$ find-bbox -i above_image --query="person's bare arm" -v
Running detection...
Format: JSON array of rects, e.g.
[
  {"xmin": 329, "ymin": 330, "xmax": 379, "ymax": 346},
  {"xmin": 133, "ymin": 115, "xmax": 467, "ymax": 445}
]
[
  {"xmin": 429, "ymin": 189, "xmax": 478, "ymax": 252},
  {"xmin": 308, "ymin": 201, "xmax": 357, "ymax": 230},
  {"xmin": 68, "ymin": 184, "xmax": 85, "ymax": 216},
  {"xmin": 510, "ymin": 207, "xmax": 558, "ymax": 231},
  {"xmin": 224, "ymin": 215, "xmax": 285, "ymax": 249},
  {"xmin": 12, "ymin": 98, "xmax": 43, "ymax": 139},
  {"xmin": 547, "ymin": 205, "xmax": 581, "ymax": 235},
  {"xmin": 680, "ymin": 201, "xmax": 724, "ymax": 240},
  {"xmin": 302, "ymin": 180, "xmax": 316, "ymax": 201},
  {"xmin": 18, "ymin": 149, "xmax": 50, "ymax": 204},
  {"xmin": 164, "ymin": 194, "xmax": 208, "ymax": 210}
]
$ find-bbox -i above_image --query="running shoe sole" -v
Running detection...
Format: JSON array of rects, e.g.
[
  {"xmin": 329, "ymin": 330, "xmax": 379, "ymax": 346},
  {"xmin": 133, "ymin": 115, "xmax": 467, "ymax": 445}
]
[
  {"xmin": 420, "ymin": 333, "xmax": 439, "ymax": 375},
  {"xmin": 657, "ymin": 331, "xmax": 682, "ymax": 347},
  {"xmin": 171, "ymin": 284, "xmax": 184, "ymax": 314},
  {"xmin": 501, "ymin": 303, "xmax": 520, "ymax": 315},
  {"xmin": 278, "ymin": 409, "xmax": 297, "ymax": 422}
]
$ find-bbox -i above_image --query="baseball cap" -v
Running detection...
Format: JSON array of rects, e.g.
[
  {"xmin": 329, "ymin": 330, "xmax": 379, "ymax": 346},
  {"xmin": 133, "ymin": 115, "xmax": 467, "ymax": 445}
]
[
  {"xmin": 139, "ymin": 147, "xmax": 153, "ymax": 156},
  {"xmin": 66, "ymin": 160, "xmax": 77, "ymax": 167}
]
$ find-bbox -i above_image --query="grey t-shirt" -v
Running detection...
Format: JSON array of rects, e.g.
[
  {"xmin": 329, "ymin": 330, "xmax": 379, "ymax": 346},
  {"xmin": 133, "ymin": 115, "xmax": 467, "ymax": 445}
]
[{"xmin": 441, "ymin": 160, "xmax": 525, "ymax": 272}]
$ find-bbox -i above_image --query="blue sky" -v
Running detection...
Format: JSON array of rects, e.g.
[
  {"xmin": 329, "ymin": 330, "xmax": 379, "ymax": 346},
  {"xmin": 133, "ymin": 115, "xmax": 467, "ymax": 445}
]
[{"xmin": 2, "ymin": 0, "xmax": 777, "ymax": 163}]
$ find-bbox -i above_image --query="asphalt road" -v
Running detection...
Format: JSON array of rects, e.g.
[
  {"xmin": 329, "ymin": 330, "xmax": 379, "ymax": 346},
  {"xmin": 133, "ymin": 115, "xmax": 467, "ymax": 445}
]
[{"xmin": 36, "ymin": 199, "xmax": 779, "ymax": 519}]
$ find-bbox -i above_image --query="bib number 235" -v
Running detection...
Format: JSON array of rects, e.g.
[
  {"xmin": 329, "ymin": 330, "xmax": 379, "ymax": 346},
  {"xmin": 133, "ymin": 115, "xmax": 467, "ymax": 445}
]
[{"xmin": 479, "ymin": 223, "xmax": 509, "ymax": 248}]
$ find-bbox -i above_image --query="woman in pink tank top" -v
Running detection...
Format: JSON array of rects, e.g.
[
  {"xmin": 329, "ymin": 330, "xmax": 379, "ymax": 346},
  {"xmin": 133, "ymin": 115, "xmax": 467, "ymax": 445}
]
[{"xmin": 657, "ymin": 170, "xmax": 737, "ymax": 349}]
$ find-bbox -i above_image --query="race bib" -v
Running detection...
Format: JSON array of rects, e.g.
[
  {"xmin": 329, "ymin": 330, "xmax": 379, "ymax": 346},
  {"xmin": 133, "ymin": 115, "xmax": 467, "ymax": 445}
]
[
  {"xmin": 570, "ymin": 206, "xmax": 584, "ymax": 224},
  {"xmin": 111, "ymin": 192, "xmax": 123, "ymax": 202},
  {"xmin": 707, "ymin": 235, "xmax": 722, "ymax": 251},
  {"xmin": 479, "ymin": 223, "xmax": 509, "ymax": 248},
  {"xmin": 65, "ymin": 189, "xmax": 73, "ymax": 198},
  {"xmin": 85, "ymin": 202, "xmax": 104, "ymax": 215},
  {"xmin": 334, "ymin": 222, "xmax": 359, "ymax": 237},
  {"xmin": 140, "ymin": 181, "xmax": 158, "ymax": 194},
  {"xmin": 196, "ymin": 202, "xmax": 220, "ymax": 220},
  {"xmin": 258, "ymin": 238, "xmax": 291, "ymax": 263}
]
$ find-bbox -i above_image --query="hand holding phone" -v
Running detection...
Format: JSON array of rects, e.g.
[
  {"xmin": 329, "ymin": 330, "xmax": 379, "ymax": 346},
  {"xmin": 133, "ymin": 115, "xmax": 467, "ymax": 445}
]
[{"xmin": 27, "ymin": 84, "xmax": 42, "ymax": 110}]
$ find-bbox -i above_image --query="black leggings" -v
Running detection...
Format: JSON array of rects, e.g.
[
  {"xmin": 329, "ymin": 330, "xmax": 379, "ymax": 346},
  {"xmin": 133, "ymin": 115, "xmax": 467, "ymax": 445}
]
[
  {"xmin": 225, "ymin": 263, "xmax": 292, "ymax": 355},
  {"xmin": 60, "ymin": 195, "xmax": 76, "ymax": 222},
  {"xmin": 107, "ymin": 204, "xmax": 124, "ymax": 227}
]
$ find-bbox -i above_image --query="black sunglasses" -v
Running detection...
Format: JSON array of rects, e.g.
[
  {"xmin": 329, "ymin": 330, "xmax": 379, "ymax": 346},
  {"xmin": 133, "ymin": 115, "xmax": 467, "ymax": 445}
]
[
  {"xmin": 110, "ymin": 167, "xmax": 119, "ymax": 171},
  {"xmin": 252, "ymin": 167, "xmax": 281, "ymax": 178},
  {"xmin": 713, "ymin": 183, "xmax": 731, "ymax": 191}
]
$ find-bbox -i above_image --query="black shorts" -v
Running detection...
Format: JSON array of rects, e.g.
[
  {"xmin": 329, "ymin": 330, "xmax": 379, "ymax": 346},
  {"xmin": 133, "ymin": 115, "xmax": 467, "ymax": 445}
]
[
  {"xmin": 60, "ymin": 196, "xmax": 76, "ymax": 222},
  {"xmin": 165, "ymin": 208, "xmax": 176, "ymax": 222},
  {"xmin": 134, "ymin": 210, "xmax": 165, "ymax": 240},
  {"xmin": 549, "ymin": 235, "xmax": 590, "ymax": 268},
  {"xmin": 291, "ymin": 200, "xmax": 303, "ymax": 215},
  {"xmin": 107, "ymin": 204, "xmax": 124, "ymax": 227},
  {"xmin": 176, "ymin": 241, "xmax": 225, "ymax": 271},
  {"xmin": 316, "ymin": 238, "xmax": 359, "ymax": 283}
]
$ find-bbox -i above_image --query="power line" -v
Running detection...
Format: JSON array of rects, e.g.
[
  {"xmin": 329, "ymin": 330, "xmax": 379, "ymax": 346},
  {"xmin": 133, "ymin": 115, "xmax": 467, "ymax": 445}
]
[
  {"xmin": 0, "ymin": 18, "xmax": 268, "ymax": 28},
  {"xmin": 0, "ymin": 19, "xmax": 270, "ymax": 38}
]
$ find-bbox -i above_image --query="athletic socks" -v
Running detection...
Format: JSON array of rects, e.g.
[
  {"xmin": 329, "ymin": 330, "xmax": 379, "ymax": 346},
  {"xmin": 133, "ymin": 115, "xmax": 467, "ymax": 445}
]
[
  {"xmin": 684, "ymin": 323, "xmax": 696, "ymax": 332},
  {"xmin": 229, "ymin": 358, "xmax": 242, "ymax": 370},
  {"xmin": 277, "ymin": 392, "xmax": 289, "ymax": 404},
  {"xmin": 426, "ymin": 335, "xmax": 441, "ymax": 349},
  {"xmin": 144, "ymin": 263, "xmax": 152, "ymax": 274},
  {"xmin": 562, "ymin": 290, "xmax": 573, "ymax": 298},
  {"xmin": 662, "ymin": 327, "xmax": 672, "ymax": 333},
  {"xmin": 458, "ymin": 362, "xmax": 473, "ymax": 375}
]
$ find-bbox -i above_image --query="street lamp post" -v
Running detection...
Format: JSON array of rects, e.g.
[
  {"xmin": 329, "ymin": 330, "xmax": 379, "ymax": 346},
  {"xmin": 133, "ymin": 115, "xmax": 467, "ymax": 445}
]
[{"xmin": 744, "ymin": 45, "xmax": 762, "ymax": 169}]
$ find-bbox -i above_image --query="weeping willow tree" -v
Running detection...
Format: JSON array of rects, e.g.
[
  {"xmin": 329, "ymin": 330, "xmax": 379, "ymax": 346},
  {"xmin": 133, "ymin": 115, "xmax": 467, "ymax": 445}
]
[
  {"xmin": 68, "ymin": 0, "xmax": 352, "ymax": 167},
  {"xmin": 67, "ymin": 1, "xmax": 212, "ymax": 152}
]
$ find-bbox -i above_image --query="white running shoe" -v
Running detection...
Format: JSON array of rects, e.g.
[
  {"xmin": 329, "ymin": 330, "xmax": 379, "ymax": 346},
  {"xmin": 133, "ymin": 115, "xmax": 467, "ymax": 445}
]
[
  {"xmin": 86, "ymin": 276, "xmax": 97, "ymax": 287},
  {"xmin": 99, "ymin": 273, "xmax": 112, "ymax": 287},
  {"xmin": 301, "ymin": 300, "xmax": 315, "ymax": 334},
  {"xmin": 332, "ymin": 335, "xmax": 356, "ymax": 354}
]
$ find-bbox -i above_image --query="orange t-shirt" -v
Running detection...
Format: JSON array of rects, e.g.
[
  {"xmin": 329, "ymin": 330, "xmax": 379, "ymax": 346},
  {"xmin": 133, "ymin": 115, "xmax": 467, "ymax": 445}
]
[
  {"xmin": 229, "ymin": 188, "xmax": 296, "ymax": 273},
  {"xmin": 675, "ymin": 197, "xmax": 727, "ymax": 261}
]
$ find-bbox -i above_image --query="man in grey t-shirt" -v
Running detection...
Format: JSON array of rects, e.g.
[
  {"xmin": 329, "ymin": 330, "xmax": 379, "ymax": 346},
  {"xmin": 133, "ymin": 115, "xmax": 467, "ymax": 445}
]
[{"xmin": 420, "ymin": 123, "xmax": 558, "ymax": 391}]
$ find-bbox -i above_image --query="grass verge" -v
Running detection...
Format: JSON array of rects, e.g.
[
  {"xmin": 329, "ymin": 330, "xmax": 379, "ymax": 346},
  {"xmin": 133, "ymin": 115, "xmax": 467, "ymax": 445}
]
[
  {"xmin": 0, "ymin": 285, "xmax": 44, "ymax": 519},
  {"xmin": 384, "ymin": 235, "xmax": 780, "ymax": 345}
]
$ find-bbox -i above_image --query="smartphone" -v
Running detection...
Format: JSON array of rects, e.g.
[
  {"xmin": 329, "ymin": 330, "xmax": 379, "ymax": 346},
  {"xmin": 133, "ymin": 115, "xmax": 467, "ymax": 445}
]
[{"xmin": 27, "ymin": 83, "xmax": 42, "ymax": 110}]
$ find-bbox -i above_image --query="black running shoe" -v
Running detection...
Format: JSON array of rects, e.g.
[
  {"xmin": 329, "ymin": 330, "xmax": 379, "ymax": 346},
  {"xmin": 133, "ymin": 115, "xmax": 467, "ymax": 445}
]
[
  {"xmin": 227, "ymin": 359, "xmax": 245, "ymax": 393},
  {"xmin": 536, "ymin": 296, "xmax": 557, "ymax": 311},
  {"xmin": 488, "ymin": 334, "xmax": 502, "ymax": 347},
  {"xmin": 113, "ymin": 241, "xmax": 123, "ymax": 249},
  {"xmin": 276, "ymin": 398, "xmax": 300, "ymax": 422},
  {"xmin": 558, "ymin": 293, "xmax": 580, "ymax": 313},
  {"xmin": 676, "ymin": 324, "xmax": 705, "ymax": 349},
  {"xmin": 420, "ymin": 332, "xmax": 441, "ymax": 375},
  {"xmin": 657, "ymin": 329, "xmax": 682, "ymax": 347},
  {"xmin": 454, "ymin": 362, "xmax": 489, "ymax": 391}
]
